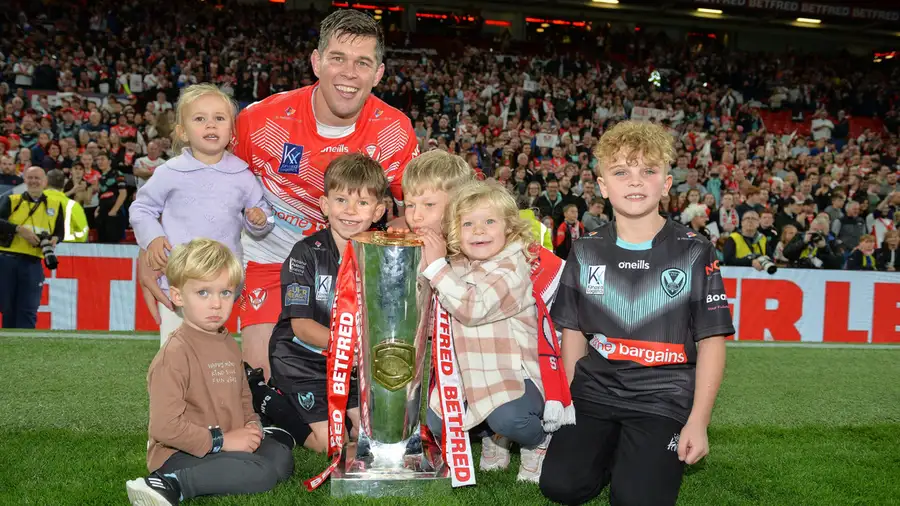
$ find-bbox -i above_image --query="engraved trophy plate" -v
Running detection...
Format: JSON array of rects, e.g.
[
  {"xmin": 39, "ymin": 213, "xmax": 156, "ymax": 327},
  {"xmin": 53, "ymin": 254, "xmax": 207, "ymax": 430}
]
[{"xmin": 331, "ymin": 231, "xmax": 448, "ymax": 497}]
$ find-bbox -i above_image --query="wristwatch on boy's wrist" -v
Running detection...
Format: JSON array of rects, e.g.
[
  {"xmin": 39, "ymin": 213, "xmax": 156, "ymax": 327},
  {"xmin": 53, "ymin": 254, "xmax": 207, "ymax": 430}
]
[{"xmin": 209, "ymin": 426, "xmax": 224, "ymax": 454}]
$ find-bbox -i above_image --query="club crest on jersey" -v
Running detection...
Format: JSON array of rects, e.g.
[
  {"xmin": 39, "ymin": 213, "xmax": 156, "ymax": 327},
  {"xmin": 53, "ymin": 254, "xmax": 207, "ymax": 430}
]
[
  {"xmin": 585, "ymin": 265, "xmax": 606, "ymax": 295},
  {"xmin": 363, "ymin": 144, "xmax": 380, "ymax": 160},
  {"xmin": 278, "ymin": 143, "xmax": 304, "ymax": 174},
  {"xmin": 248, "ymin": 288, "xmax": 268, "ymax": 311},
  {"xmin": 373, "ymin": 108, "xmax": 383, "ymax": 118},
  {"xmin": 661, "ymin": 268, "xmax": 686, "ymax": 298},
  {"xmin": 285, "ymin": 107, "xmax": 295, "ymax": 117}
]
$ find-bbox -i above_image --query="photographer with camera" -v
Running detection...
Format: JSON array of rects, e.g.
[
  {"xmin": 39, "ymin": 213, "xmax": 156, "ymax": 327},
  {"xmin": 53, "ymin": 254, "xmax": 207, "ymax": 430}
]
[
  {"xmin": 0, "ymin": 166, "xmax": 64, "ymax": 329},
  {"xmin": 722, "ymin": 209, "xmax": 775, "ymax": 273},
  {"xmin": 782, "ymin": 216, "xmax": 842, "ymax": 270}
]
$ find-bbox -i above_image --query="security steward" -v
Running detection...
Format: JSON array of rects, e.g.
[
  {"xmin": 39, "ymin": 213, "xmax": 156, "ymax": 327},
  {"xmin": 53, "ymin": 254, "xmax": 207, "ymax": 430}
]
[{"xmin": 0, "ymin": 166, "xmax": 64, "ymax": 328}]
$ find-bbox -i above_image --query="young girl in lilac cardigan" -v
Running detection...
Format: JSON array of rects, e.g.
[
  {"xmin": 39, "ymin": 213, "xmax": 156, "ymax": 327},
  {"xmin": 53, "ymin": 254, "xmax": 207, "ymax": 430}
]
[{"xmin": 130, "ymin": 84, "xmax": 274, "ymax": 345}]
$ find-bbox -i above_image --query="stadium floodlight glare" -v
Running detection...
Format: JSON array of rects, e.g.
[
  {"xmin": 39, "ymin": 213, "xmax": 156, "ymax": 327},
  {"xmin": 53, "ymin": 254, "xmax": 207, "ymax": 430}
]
[
  {"xmin": 796, "ymin": 17, "xmax": 821, "ymax": 24},
  {"xmin": 697, "ymin": 8, "xmax": 723, "ymax": 14},
  {"xmin": 592, "ymin": 0, "xmax": 620, "ymax": 4}
]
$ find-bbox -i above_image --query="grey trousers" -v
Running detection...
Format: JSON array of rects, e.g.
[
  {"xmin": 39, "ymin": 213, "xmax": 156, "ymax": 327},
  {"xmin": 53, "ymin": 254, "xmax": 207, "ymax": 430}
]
[
  {"xmin": 157, "ymin": 437, "xmax": 293, "ymax": 500},
  {"xmin": 427, "ymin": 379, "xmax": 546, "ymax": 449}
]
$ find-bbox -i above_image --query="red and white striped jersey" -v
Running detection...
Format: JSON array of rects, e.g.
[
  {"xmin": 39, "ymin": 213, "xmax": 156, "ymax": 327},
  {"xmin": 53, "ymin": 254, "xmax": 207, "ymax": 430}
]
[{"xmin": 232, "ymin": 85, "xmax": 418, "ymax": 264}]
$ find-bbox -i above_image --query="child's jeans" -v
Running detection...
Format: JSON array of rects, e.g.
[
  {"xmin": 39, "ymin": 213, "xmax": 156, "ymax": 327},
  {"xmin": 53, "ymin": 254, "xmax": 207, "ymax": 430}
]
[{"xmin": 426, "ymin": 379, "xmax": 545, "ymax": 449}]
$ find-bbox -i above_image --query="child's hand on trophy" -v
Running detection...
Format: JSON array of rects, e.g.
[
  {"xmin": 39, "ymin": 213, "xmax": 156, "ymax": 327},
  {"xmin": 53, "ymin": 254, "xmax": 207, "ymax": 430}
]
[{"xmin": 421, "ymin": 228, "xmax": 447, "ymax": 266}]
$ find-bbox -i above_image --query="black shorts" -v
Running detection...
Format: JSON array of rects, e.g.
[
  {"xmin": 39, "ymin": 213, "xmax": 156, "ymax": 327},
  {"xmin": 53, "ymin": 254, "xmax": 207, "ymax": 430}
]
[
  {"xmin": 539, "ymin": 399, "xmax": 686, "ymax": 506},
  {"xmin": 281, "ymin": 378, "xmax": 360, "ymax": 425}
]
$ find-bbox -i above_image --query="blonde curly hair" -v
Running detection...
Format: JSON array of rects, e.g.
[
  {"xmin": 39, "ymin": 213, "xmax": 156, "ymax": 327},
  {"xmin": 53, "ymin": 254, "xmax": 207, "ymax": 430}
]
[
  {"xmin": 594, "ymin": 120, "xmax": 676, "ymax": 174},
  {"xmin": 444, "ymin": 181, "xmax": 535, "ymax": 261}
]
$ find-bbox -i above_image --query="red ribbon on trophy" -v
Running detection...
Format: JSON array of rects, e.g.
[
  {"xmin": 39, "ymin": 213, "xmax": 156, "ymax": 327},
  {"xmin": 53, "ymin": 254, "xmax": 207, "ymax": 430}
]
[{"xmin": 305, "ymin": 242, "xmax": 362, "ymax": 491}]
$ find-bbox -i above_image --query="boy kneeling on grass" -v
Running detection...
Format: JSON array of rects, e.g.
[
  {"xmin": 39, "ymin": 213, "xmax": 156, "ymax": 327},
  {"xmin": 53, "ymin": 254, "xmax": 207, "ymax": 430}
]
[
  {"xmin": 126, "ymin": 239, "xmax": 294, "ymax": 506},
  {"xmin": 540, "ymin": 121, "xmax": 734, "ymax": 506}
]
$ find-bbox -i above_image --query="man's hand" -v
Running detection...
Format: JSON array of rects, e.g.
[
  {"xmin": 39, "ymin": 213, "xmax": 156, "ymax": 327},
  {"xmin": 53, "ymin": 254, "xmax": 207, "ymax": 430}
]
[
  {"xmin": 420, "ymin": 228, "xmax": 447, "ymax": 266},
  {"xmin": 751, "ymin": 258, "xmax": 763, "ymax": 271},
  {"xmin": 94, "ymin": 207, "xmax": 99, "ymax": 218},
  {"xmin": 16, "ymin": 226, "xmax": 40, "ymax": 247},
  {"xmin": 108, "ymin": 209, "xmax": 117, "ymax": 217},
  {"xmin": 137, "ymin": 249, "xmax": 174, "ymax": 324},
  {"xmin": 147, "ymin": 236, "xmax": 172, "ymax": 271},
  {"xmin": 678, "ymin": 420, "xmax": 709, "ymax": 465},
  {"xmin": 222, "ymin": 426, "xmax": 262, "ymax": 453},
  {"xmin": 245, "ymin": 207, "xmax": 267, "ymax": 227}
]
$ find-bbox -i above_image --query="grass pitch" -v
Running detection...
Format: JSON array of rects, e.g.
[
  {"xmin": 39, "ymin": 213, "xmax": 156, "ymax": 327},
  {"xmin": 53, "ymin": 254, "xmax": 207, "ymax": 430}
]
[{"xmin": 0, "ymin": 334, "xmax": 897, "ymax": 505}]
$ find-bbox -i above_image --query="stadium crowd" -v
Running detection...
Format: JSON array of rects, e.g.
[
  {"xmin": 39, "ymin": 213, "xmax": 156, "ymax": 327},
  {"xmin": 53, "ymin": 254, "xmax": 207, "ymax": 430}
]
[{"xmin": 1, "ymin": 1, "xmax": 898, "ymax": 270}]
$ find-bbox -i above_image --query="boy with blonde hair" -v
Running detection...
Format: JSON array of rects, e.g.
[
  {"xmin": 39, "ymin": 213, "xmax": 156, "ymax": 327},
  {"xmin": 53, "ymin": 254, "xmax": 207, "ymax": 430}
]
[
  {"xmin": 391, "ymin": 149, "xmax": 475, "ymax": 232},
  {"xmin": 126, "ymin": 239, "xmax": 293, "ymax": 506},
  {"xmin": 540, "ymin": 121, "xmax": 734, "ymax": 505}
]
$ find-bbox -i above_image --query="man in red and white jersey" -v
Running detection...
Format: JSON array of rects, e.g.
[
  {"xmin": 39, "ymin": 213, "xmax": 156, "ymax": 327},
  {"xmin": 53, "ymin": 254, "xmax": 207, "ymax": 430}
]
[
  {"xmin": 138, "ymin": 10, "xmax": 417, "ymax": 378},
  {"xmin": 233, "ymin": 10, "xmax": 418, "ymax": 377}
]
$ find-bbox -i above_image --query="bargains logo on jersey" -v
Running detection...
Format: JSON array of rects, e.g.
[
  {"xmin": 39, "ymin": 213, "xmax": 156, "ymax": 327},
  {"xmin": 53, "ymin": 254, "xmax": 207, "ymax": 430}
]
[{"xmin": 589, "ymin": 335, "xmax": 687, "ymax": 366}]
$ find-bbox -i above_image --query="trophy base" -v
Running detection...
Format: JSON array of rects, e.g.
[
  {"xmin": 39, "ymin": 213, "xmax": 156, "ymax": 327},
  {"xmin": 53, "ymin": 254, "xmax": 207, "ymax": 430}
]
[{"xmin": 331, "ymin": 439, "xmax": 449, "ymax": 498}]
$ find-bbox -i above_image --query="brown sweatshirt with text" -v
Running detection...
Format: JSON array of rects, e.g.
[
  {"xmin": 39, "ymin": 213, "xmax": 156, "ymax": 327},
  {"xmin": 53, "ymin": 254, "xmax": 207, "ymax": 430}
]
[{"xmin": 145, "ymin": 324, "xmax": 259, "ymax": 472}]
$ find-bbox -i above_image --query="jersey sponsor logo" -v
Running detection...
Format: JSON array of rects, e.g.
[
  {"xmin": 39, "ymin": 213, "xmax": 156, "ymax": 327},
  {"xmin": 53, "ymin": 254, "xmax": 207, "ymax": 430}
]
[
  {"xmin": 285, "ymin": 107, "xmax": 296, "ymax": 117},
  {"xmin": 289, "ymin": 258, "xmax": 306, "ymax": 275},
  {"xmin": 272, "ymin": 204, "xmax": 318, "ymax": 235},
  {"xmin": 589, "ymin": 334, "xmax": 687, "ymax": 367},
  {"xmin": 316, "ymin": 275, "xmax": 332, "ymax": 302},
  {"xmin": 706, "ymin": 292, "xmax": 729, "ymax": 311},
  {"xmin": 278, "ymin": 143, "xmax": 304, "ymax": 174},
  {"xmin": 285, "ymin": 283, "xmax": 310, "ymax": 306},
  {"xmin": 322, "ymin": 145, "xmax": 349, "ymax": 153},
  {"xmin": 618, "ymin": 260, "xmax": 650, "ymax": 270},
  {"xmin": 586, "ymin": 265, "xmax": 606, "ymax": 295},
  {"xmin": 661, "ymin": 268, "xmax": 687, "ymax": 298},
  {"xmin": 705, "ymin": 260, "xmax": 721, "ymax": 276},
  {"xmin": 248, "ymin": 288, "xmax": 268, "ymax": 311}
]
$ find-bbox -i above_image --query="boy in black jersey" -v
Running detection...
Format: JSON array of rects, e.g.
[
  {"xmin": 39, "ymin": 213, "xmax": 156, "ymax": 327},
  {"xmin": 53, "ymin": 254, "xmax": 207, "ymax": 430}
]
[
  {"xmin": 540, "ymin": 122, "xmax": 734, "ymax": 506},
  {"xmin": 246, "ymin": 153, "xmax": 387, "ymax": 453}
]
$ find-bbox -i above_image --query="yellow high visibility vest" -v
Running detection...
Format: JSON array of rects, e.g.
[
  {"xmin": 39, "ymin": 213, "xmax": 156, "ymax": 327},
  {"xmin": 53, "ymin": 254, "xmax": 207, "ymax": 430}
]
[
  {"xmin": 0, "ymin": 192, "xmax": 64, "ymax": 258},
  {"xmin": 730, "ymin": 232, "xmax": 767, "ymax": 259}
]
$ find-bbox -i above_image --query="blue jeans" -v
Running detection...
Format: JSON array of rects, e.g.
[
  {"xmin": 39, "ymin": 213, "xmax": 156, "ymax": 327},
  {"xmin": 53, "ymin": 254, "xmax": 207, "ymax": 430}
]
[
  {"xmin": 0, "ymin": 252, "xmax": 45, "ymax": 329},
  {"xmin": 427, "ymin": 379, "xmax": 545, "ymax": 449}
]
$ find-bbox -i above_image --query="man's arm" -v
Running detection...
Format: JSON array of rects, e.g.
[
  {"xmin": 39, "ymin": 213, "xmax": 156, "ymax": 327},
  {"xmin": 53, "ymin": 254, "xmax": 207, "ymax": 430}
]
[
  {"xmin": 0, "ymin": 195, "xmax": 14, "ymax": 236},
  {"xmin": 51, "ymin": 201, "xmax": 65, "ymax": 243}
]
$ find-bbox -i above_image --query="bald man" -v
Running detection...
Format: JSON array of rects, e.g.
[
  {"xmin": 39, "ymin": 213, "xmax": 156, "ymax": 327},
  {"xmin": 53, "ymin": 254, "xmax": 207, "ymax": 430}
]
[{"xmin": 0, "ymin": 166, "xmax": 65, "ymax": 328}]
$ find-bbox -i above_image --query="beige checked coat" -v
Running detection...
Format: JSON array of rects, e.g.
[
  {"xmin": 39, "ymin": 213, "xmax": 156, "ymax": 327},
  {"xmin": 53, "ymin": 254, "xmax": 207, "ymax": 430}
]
[{"xmin": 423, "ymin": 241, "xmax": 542, "ymax": 430}]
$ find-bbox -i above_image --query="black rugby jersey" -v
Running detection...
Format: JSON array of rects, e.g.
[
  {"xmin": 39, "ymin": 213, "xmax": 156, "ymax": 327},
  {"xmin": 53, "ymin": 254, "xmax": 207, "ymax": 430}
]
[
  {"xmin": 551, "ymin": 219, "xmax": 735, "ymax": 424},
  {"xmin": 269, "ymin": 228, "xmax": 340, "ymax": 393}
]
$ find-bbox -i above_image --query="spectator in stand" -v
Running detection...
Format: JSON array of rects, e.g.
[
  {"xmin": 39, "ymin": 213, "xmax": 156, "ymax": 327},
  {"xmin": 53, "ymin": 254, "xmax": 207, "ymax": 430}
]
[
  {"xmin": 876, "ymin": 230, "xmax": 899, "ymax": 271},
  {"xmin": 583, "ymin": 199, "xmax": 609, "ymax": 233},
  {"xmin": 133, "ymin": 140, "xmax": 166, "ymax": 190},
  {"xmin": 773, "ymin": 224, "xmax": 798, "ymax": 266},
  {"xmin": 784, "ymin": 216, "xmax": 841, "ymax": 269},
  {"xmin": 831, "ymin": 200, "xmax": 867, "ymax": 254},
  {"xmin": 846, "ymin": 235, "xmax": 879, "ymax": 271},
  {"xmin": 0, "ymin": 155, "xmax": 22, "ymax": 196},
  {"xmin": 722, "ymin": 210, "xmax": 771, "ymax": 270},
  {"xmin": 681, "ymin": 203, "xmax": 712, "ymax": 241},
  {"xmin": 536, "ymin": 178, "xmax": 564, "ymax": 225},
  {"xmin": 554, "ymin": 203, "xmax": 583, "ymax": 259},
  {"xmin": 736, "ymin": 186, "xmax": 765, "ymax": 219},
  {"xmin": 758, "ymin": 209, "xmax": 778, "ymax": 242},
  {"xmin": 93, "ymin": 152, "xmax": 127, "ymax": 243},
  {"xmin": 45, "ymin": 169, "xmax": 88, "ymax": 243},
  {"xmin": 824, "ymin": 192, "xmax": 846, "ymax": 223}
]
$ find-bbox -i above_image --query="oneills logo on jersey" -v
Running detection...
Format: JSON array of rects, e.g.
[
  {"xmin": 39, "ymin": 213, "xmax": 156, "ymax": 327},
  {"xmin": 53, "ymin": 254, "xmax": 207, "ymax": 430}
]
[{"xmin": 589, "ymin": 334, "xmax": 687, "ymax": 366}]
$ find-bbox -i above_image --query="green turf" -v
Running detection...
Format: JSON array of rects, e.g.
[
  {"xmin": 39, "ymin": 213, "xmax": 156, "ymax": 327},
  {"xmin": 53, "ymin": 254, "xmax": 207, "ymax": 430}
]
[{"xmin": 0, "ymin": 337, "xmax": 897, "ymax": 505}]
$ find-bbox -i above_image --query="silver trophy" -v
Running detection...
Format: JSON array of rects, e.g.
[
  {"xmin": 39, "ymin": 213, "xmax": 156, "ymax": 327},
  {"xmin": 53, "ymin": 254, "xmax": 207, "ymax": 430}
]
[{"xmin": 330, "ymin": 231, "xmax": 448, "ymax": 497}]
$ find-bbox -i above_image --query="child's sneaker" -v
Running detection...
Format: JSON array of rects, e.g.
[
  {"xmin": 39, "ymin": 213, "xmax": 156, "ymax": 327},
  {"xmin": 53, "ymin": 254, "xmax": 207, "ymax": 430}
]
[
  {"xmin": 517, "ymin": 433, "xmax": 551, "ymax": 483},
  {"xmin": 126, "ymin": 471, "xmax": 181, "ymax": 505},
  {"xmin": 263, "ymin": 425, "xmax": 296, "ymax": 449},
  {"xmin": 479, "ymin": 434, "xmax": 511, "ymax": 471}
]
